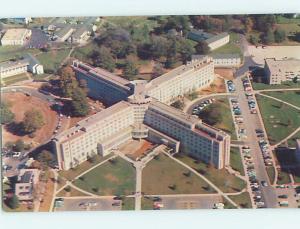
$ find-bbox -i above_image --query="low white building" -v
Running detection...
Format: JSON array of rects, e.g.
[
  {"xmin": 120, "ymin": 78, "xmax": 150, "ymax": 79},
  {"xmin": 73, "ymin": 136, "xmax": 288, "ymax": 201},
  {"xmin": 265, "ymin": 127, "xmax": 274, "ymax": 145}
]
[
  {"xmin": 206, "ymin": 32, "xmax": 230, "ymax": 50},
  {"xmin": 24, "ymin": 53, "xmax": 44, "ymax": 75},
  {"xmin": 72, "ymin": 26, "xmax": 90, "ymax": 44},
  {"xmin": 15, "ymin": 169, "xmax": 40, "ymax": 201},
  {"xmin": 0, "ymin": 29, "xmax": 31, "ymax": 46},
  {"xmin": 55, "ymin": 25, "xmax": 74, "ymax": 42},
  {"xmin": 192, "ymin": 54, "xmax": 241, "ymax": 68}
]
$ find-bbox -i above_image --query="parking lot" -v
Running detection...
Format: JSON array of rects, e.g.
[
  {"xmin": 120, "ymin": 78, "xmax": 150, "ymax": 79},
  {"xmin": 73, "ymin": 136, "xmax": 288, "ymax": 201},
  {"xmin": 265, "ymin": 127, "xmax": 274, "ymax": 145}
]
[
  {"xmin": 54, "ymin": 197, "xmax": 122, "ymax": 212},
  {"xmin": 275, "ymin": 187, "xmax": 299, "ymax": 208},
  {"xmin": 156, "ymin": 195, "xmax": 223, "ymax": 210}
]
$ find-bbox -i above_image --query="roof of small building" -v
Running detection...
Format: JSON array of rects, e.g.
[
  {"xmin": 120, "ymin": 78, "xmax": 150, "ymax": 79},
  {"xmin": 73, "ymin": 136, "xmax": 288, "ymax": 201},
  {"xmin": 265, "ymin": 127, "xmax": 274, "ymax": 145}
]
[
  {"xmin": 1, "ymin": 28, "xmax": 30, "ymax": 41},
  {"xmin": 205, "ymin": 32, "xmax": 229, "ymax": 44}
]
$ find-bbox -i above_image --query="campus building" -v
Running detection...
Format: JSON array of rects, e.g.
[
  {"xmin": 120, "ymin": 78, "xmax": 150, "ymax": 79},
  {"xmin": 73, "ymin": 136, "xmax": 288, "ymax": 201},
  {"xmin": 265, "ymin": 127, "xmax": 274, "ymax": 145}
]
[
  {"xmin": 187, "ymin": 29, "xmax": 230, "ymax": 51},
  {"xmin": 0, "ymin": 28, "xmax": 31, "ymax": 46},
  {"xmin": 53, "ymin": 57, "xmax": 231, "ymax": 170},
  {"xmin": 192, "ymin": 54, "xmax": 241, "ymax": 68},
  {"xmin": 15, "ymin": 169, "xmax": 40, "ymax": 201},
  {"xmin": 0, "ymin": 53, "xmax": 44, "ymax": 82},
  {"xmin": 264, "ymin": 58, "xmax": 300, "ymax": 85}
]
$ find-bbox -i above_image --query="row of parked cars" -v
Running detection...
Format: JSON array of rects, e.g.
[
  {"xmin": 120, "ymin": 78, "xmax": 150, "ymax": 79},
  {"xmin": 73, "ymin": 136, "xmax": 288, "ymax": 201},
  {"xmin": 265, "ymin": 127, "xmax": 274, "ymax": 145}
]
[
  {"xmin": 242, "ymin": 77, "xmax": 257, "ymax": 114},
  {"xmin": 191, "ymin": 99, "xmax": 215, "ymax": 115},
  {"xmin": 230, "ymin": 98, "xmax": 247, "ymax": 139},
  {"xmin": 242, "ymin": 146, "xmax": 266, "ymax": 208},
  {"xmin": 227, "ymin": 80, "xmax": 236, "ymax": 92},
  {"xmin": 257, "ymin": 135, "xmax": 273, "ymax": 166}
]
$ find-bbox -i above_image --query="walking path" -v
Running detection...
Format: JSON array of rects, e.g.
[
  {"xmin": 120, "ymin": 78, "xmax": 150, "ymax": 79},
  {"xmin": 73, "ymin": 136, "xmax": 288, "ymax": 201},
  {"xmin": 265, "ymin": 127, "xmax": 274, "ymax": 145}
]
[
  {"xmin": 257, "ymin": 92, "xmax": 300, "ymax": 111},
  {"xmin": 271, "ymin": 126, "xmax": 300, "ymax": 149},
  {"xmin": 162, "ymin": 151, "xmax": 239, "ymax": 208}
]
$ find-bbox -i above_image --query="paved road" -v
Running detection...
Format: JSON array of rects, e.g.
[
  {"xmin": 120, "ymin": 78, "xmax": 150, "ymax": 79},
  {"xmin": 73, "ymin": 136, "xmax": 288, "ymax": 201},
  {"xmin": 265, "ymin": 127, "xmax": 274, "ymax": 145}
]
[{"xmin": 233, "ymin": 75, "xmax": 277, "ymax": 208}]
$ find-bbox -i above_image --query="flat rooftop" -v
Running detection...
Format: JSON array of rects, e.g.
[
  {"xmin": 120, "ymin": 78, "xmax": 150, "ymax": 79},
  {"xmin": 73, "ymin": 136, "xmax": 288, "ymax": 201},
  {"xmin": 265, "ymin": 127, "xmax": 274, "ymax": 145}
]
[
  {"xmin": 1, "ymin": 28, "xmax": 30, "ymax": 41},
  {"xmin": 265, "ymin": 58, "xmax": 300, "ymax": 74}
]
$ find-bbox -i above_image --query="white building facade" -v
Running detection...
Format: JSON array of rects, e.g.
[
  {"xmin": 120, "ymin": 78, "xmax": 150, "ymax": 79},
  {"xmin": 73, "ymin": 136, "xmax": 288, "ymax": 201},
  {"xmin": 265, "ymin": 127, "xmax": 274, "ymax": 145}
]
[{"xmin": 1, "ymin": 29, "xmax": 31, "ymax": 46}]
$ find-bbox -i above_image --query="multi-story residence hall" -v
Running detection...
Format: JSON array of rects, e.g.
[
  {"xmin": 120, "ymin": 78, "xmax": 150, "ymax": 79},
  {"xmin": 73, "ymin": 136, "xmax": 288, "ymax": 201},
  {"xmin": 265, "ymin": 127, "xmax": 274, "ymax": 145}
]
[
  {"xmin": 53, "ymin": 56, "xmax": 231, "ymax": 170},
  {"xmin": 264, "ymin": 58, "xmax": 300, "ymax": 84}
]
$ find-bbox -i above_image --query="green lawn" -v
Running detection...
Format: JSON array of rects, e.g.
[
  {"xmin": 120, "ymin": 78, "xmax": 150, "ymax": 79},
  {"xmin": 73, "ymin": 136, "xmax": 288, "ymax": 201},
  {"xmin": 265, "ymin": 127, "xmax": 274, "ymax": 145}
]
[
  {"xmin": 211, "ymin": 32, "xmax": 242, "ymax": 57},
  {"xmin": 228, "ymin": 192, "xmax": 252, "ymax": 208},
  {"xmin": 261, "ymin": 91, "xmax": 300, "ymax": 108},
  {"xmin": 176, "ymin": 154, "xmax": 246, "ymax": 193},
  {"xmin": 266, "ymin": 166, "xmax": 276, "ymax": 185},
  {"xmin": 276, "ymin": 15, "xmax": 300, "ymax": 24},
  {"xmin": 222, "ymin": 197, "xmax": 237, "ymax": 209},
  {"xmin": 230, "ymin": 147, "xmax": 245, "ymax": 176},
  {"xmin": 141, "ymin": 197, "xmax": 154, "ymax": 210},
  {"xmin": 256, "ymin": 95, "xmax": 300, "ymax": 145},
  {"xmin": 252, "ymin": 81, "xmax": 300, "ymax": 90},
  {"xmin": 58, "ymin": 155, "xmax": 111, "ymax": 181},
  {"xmin": 73, "ymin": 157, "xmax": 136, "ymax": 196},
  {"xmin": 56, "ymin": 186, "xmax": 89, "ymax": 197},
  {"xmin": 287, "ymin": 130, "xmax": 300, "ymax": 148},
  {"xmin": 142, "ymin": 153, "xmax": 216, "ymax": 195},
  {"xmin": 0, "ymin": 46, "xmax": 40, "ymax": 62},
  {"xmin": 277, "ymin": 170, "xmax": 292, "ymax": 185},
  {"xmin": 36, "ymin": 48, "xmax": 71, "ymax": 72},
  {"xmin": 122, "ymin": 197, "xmax": 135, "ymax": 210},
  {"xmin": 72, "ymin": 42, "xmax": 98, "ymax": 62},
  {"xmin": 198, "ymin": 98, "xmax": 237, "ymax": 140},
  {"xmin": 1, "ymin": 73, "xmax": 30, "ymax": 86}
]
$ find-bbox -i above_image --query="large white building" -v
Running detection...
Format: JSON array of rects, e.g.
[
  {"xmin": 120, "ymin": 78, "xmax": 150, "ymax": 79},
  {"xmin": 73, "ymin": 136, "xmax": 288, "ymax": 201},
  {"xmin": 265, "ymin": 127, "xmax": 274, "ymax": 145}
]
[
  {"xmin": 0, "ymin": 54, "xmax": 44, "ymax": 83},
  {"xmin": 53, "ymin": 57, "xmax": 231, "ymax": 170},
  {"xmin": 0, "ymin": 29, "xmax": 31, "ymax": 46},
  {"xmin": 264, "ymin": 58, "xmax": 300, "ymax": 85},
  {"xmin": 193, "ymin": 54, "xmax": 241, "ymax": 68}
]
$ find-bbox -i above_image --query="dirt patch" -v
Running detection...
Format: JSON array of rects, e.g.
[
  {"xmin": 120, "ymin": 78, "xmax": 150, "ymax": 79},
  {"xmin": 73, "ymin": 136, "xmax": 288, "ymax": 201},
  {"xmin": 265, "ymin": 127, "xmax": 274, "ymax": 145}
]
[
  {"xmin": 214, "ymin": 68, "xmax": 234, "ymax": 80},
  {"xmin": 198, "ymin": 75, "xmax": 226, "ymax": 95},
  {"xmin": 104, "ymin": 174, "xmax": 119, "ymax": 183},
  {"xmin": 120, "ymin": 139, "xmax": 155, "ymax": 160},
  {"xmin": 2, "ymin": 92, "xmax": 58, "ymax": 146},
  {"xmin": 39, "ymin": 171, "xmax": 55, "ymax": 212}
]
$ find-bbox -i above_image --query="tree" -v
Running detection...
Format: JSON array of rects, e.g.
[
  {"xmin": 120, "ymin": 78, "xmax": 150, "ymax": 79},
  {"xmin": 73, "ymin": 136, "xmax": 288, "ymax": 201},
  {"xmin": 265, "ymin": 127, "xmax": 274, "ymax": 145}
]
[
  {"xmin": 292, "ymin": 76, "xmax": 298, "ymax": 83},
  {"xmin": 0, "ymin": 102, "xmax": 15, "ymax": 124},
  {"xmin": 70, "ymin": 87, "xmax": 90, "ymax": 117},
  {"xmin": 171, "ymin": 100, "xmax": 184, "ymax": 110},
  {"xmin": 14, "ymin": 139, "xmax": 25, "ymax": 152},
  {"xmin": 199, "ymin": 104, "xmax": 222, "ymax": 125},
  {"xmin": 58, "ymin": 66, "xmax": 78, "ymax": 98},
  {"xmin": 22, "ymin": 109, "xmax": 45, "ymax": 133},
  {"xmin": 7, "ymin": 195, "xmax": 19, "ymax": 209},
  {"xmin": 123, "ymin": 59, "xmax": 139, "ymax": 80},
  {"xmin": 90, "ymin": 47, "xmax": 116, "ymax": 72},
  {"xmin": 165, "ymin": 56, "xmax": 176, "ymax": 68},
  {"xmin": 261, "ymin": 29, "xmax": 275, "ymax": 45},
  {"xmin": 37, "ymin": 150, "xmax": 54, "ymax": 167},
  {"xmin": 244, "ymin": 17, "xmax": 253, "ymax": 33},
  {"xmin": 195, "ymin": 41, "xmax": 210, "ymax": 55},
  {"xmin": 152, "ymin": 62, "xmax": 164, "ymax": 78},
  {"xmin": 274, "ymin": 29, "xmax": 286, "ymax": 43},
  {"xmin": 249, "ymin": 35, "xmax": 258, "ymax": 45}
]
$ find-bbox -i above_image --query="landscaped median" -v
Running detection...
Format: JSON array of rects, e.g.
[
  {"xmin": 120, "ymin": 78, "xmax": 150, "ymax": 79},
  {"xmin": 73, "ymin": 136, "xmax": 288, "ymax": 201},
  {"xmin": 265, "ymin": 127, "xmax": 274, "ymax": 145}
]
[
  {"xmin": 230, "ymin": 147, "xmax": 245, "ymax": 176},
  {"xmin": 256, "ymin": 94, "xmax": 300, "ymax": 145}
]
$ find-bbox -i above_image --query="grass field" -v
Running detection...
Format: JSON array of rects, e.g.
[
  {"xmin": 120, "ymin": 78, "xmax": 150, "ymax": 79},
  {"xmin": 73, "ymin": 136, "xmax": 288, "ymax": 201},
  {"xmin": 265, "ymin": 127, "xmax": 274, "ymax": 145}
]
[
  {"xmin": 1, "ymin": 73, "xmax": 30, "ymax": 86},
  {"xmin": 0, "ymin": 46, "xmax": 40, "ymax": 62},
  {"xmin": 56, "ymin": 186, "xmax": 89, "ymax": 197},
  {"xmin": 277, "ymin": 170, "xmax": 292, "ymax": 185},
  {"xmin": 122, "ymin": 197, "xmax": 135, "ymax": 210},
  {"xmin": 141, "ymin": 197, "xmax": 154, "ymax": 210},
  {"xmin": 256, "ymin": 95, "xmax": 300, "ymax": 145},
  {"xmin": 211, "ymin": 32, "xmax": 242, "ymax": 57},
  {"xmin": 230, "ymin": 147, "xmax": 245, "ymax": 176},
  {"xmin": 222, "ymin": 197, "xmax": 237, "ymax": 209},
  {"xmin": 73, "ymin": 157, "xmax": 135, "ymax": 196},
  {"xmin": 287, "ymin": 130, "xmax": 300, "ymax": 148},
  {"xmin": 36, "ymin": 48, "xmax": 71, "ymax": 72},
  {"xmin": 176, "ymin": 154, "xmax": 246, "ymax": 193},
  {"xmin": 266, "ymin": 166, "xmax": 276, "ymax": 185},
  {"xmin": 58, "ymin": 155, "xmax": 111, "ymax": 181},
  {"xmin": 261, "ymin": 91, "xmax": 300, "ymax": 108},
  {"xmin": 142, "ymin": 153, "xmax": 216, "ymax": 195},
  {"xmin": 252, "ymin": 81, "xmax": 300, "ymax": 90},
  {"xmin": 198, "ymin": 98, "xmax": 237, "ymax": 140},
  {"xmin": 228, "ymin": 192, "xmax": 252, "ymax": 208}
]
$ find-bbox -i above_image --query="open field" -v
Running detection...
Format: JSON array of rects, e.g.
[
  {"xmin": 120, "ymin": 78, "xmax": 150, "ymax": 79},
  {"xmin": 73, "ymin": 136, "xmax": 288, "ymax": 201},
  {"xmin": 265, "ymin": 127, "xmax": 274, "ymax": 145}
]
[
  {"xmin": 142, "ymin": 153, "xmax": 216, "ymax": 195},
  {"xmin": 2, "ymin": 92, "xmax": 58, "ymax": 146},
  {"xmin": 176, "ymin": 154, "xmax": 246, "ymax": 193},
  {"xmin": 0, "ymin": 46, "xmax": 40, "ymax": 62},
  {"xmin": 1, "ymin": 73, "xmax": 30, "ymax": 86},
  {"xmin": 197, "ymin": 98, "xmax": 237, "ymax": 140},
  {"xmin": 58, "ymin": 155, "xmax": 113, "ymax": 181},
  {"xmin": 74, "ymin": 157, "xmax": 136, "ymax": 196},
  {"xmin": 228, "ymin": 192, "xmax": 252, "ymax": 208},
  {"xmin": 230, "ymin": 147, "xmax": 245, "ymax": 176},
  {"xmin": 261, "ymin": 90, "xmax": 300, "ymax": 108},
  {"xmin": 36, "ymin": 48, "xmax": 71, "ymax": 72},
  {"xmin": 214, "ymin": 68, "xmax": 234, "ymax": 80},
  {"xmin": 252, "ymin": 81, "xmax": 300, "ymax": 91},
  {"xmin": 256, "ymin": 95, "xmax": 300, "ymax": 145}
]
